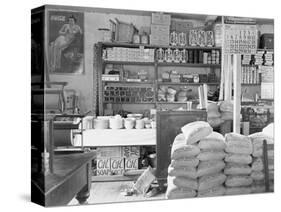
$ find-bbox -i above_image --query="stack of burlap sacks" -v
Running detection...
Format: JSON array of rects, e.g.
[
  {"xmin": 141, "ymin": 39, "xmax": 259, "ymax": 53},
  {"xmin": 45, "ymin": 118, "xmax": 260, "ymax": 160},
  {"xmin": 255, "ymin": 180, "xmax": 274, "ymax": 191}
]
[
  {"xmin": 224, "ymin": 133, "xmax": 253, "ymax": 195},
  {"xmin": 166, "ymin": 121, "xmax": 274, "ymax": 199},
  {"xmin": 166, "ymin": 121, "xmax": 227, "ymax": 199},
  {"xmin": 249, "ymin": 132, "xmax": 274, "ymax": 193}
]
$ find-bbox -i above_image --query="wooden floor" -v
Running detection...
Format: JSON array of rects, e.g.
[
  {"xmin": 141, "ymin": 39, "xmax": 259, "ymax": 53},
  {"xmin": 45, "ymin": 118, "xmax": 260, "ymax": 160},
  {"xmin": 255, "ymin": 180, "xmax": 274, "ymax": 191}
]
[{"xmin": 68, "ymin": 181, "xmax": 165, "ymax": 205}]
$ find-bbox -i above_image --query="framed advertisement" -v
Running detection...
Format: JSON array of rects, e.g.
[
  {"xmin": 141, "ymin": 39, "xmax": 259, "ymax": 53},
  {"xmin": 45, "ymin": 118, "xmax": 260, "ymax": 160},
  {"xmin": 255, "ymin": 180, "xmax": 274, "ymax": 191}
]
[{"xmin": 48, "ymin": 10, "xmax": 84, "ymax": 74}]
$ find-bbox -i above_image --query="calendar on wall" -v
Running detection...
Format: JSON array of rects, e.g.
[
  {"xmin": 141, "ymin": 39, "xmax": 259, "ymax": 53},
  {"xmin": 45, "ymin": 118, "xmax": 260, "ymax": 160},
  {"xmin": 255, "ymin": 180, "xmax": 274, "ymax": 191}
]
[{"xmin": 224, "ymin": 24, "xmax": 258, "ymax": 54}]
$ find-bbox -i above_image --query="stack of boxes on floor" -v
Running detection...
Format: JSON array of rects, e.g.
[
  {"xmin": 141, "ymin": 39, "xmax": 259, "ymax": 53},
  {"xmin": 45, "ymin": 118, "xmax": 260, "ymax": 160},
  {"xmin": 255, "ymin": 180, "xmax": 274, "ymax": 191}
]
[
  {"xmin": 249, "ymin": 132, "xmax": 274, "ymax": 193},
  {"xmin": 224, "ymin": 133, "xmax": 253, "ymax": 195}
]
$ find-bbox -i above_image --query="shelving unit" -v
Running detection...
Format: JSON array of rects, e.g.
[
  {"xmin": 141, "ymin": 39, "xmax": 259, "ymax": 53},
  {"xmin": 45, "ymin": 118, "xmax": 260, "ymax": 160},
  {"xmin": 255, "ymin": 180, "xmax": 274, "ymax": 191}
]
[{"xmin": 95, "ymin": 42, "xmax": 222, "ymax": 115}]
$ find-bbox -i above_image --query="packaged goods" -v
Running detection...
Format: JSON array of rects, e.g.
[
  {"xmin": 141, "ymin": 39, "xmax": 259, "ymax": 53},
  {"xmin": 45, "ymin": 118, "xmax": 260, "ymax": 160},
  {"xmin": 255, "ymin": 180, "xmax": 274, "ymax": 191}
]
[
  {"xmin": 207, "ymin": 102, "xmax": 221, "ymax": 118},
  {"xmin": 251, "ymin": 171, "xmax": 265, "ymax": 181},
  {"xmin": 198, "ymin": 132, "xmax": 225, "ymax": 150},
  {"xmin": 198, "ymin": 173, "xmax": 226, "ymax": 191},
  {"xmin": 207, "ymin": 117, "xmax": 224, "ymax": 128},
  {"xmin": 167, "ymin": 176, "xmax": 198, "ymax": 190},
  {"xmin": 197, "ymin": 160, "xmax": 225, "ymax": 177},
  {"xmin": 197, "ymin": 150, "xmax": 226, "ymax": 161},
  {"xmin": 168, "ymin": 165, "xmax": 197, "ymax": 179},
  {"xmin": 181, "ymin": 121, "xmax": 213, "ymax": 144},
  {"xmin": 224, "ymin": 163, "xmax": 252, "ymax": 175},
  {"xmin": 170, "ymin": 158, "xmax": 199, "ymax": 168},
  {"xmin": 197, "ymin": 185, "xmax": 226, "ymax": 197},
  {"xmin": 225, "ymin": 175, "xmax": 253, "ymax": 187},
  {"xmin": 166, "ymin": 184, "xmax": 197, "ymax": 199},
  {"xmin": 171, "ymin": 134, "xmax": 200, "ymax": 159},
  {"xmin": 225, "ymin": 186, "xmax": 252, "ymax": 195},
  {"xmin": 219, "ymin": 100, "xmax": 233, "ymax": 112},
  {"xmin": 224, "ymin": 154, "xmax": 252, "ymax": 164},
  {"xmin": 225, "ymin": 133, "xmax": 253, "ymax": 155},
  {"xmin": 221, "ymin": 112, "xmax": 233, "ymax": 121}
]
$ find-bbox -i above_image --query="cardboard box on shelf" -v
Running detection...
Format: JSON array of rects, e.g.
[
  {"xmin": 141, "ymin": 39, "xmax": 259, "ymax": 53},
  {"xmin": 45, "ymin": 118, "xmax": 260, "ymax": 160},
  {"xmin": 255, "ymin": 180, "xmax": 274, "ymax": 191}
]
[
  {"xmin": 152, "ymin": 13, "xmax": 171, "ymax": 25},
  {"xmin": 151, "ymin": 24, "xmax": 170, "ymax": 35},
  {"xmin": 150, "ymin": 34, "xmax": 170, "ymax": 45}
]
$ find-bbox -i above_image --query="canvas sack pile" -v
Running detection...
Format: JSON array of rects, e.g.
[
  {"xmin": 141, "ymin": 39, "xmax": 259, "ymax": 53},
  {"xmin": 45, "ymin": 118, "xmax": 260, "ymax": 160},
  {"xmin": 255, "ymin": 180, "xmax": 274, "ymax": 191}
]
[
  {"xmin": 224, "ymin": 133, "xmax": 253, "ymax": 195},
  {"xmin": 167, "ymin": 121, "xmax": 226, "ymax": 198},
  {"xmin": 249, "ymin": 132, "xmax": 274, "ymax": 193}
]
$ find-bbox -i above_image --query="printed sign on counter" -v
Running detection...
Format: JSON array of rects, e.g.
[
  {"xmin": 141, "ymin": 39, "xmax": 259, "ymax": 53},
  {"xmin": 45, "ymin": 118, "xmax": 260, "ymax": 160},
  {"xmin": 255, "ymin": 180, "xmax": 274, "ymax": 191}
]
[
  {"xmin": 122, "ymin": 146, "xmax": 140, "ymax": 158},
  {"xmin": 125, "ymin": 157, "xmax": 139, "ymax": 170},
  {"xmin": 110, "ymin": 157, "xmax": 125, "ymax": 175},
  {"xmin": 96, "ymin": 158, "xmax": 111, "ymax": 176}
]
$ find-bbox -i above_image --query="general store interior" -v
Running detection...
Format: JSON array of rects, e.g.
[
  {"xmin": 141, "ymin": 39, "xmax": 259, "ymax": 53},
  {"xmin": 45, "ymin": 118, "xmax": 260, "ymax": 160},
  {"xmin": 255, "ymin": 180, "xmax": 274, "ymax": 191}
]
[{"xmin": 31, "ymin": 5, "xmax": 274, "ymax": 206}]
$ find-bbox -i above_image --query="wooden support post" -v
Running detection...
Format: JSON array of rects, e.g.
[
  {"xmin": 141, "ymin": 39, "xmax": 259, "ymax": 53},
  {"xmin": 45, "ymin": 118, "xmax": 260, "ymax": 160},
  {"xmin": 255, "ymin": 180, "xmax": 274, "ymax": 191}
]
[{"xmin": 233, "ymin": 54, "xmax": 241, "ymax": 133}]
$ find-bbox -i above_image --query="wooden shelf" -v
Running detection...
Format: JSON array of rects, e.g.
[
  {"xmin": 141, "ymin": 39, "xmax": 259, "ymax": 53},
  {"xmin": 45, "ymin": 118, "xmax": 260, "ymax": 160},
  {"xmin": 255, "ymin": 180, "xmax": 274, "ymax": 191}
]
[
  {"xmin": 241, "ymin": 83, "xmax": 261, "ymax": 86},
  {"xmin": 157, "ymin": 100, "xmax": 199, "ymax": 104},
  {"xmin": 104, "ymin": 102, "xmax": 156, "ymax": 104},
  {"xmin": 158, "ymin": 82, "xmax": 219, "ymax": 86},
  {"xmin": 99, "ymin": 42, "xmax": 222, "ymax": 50},
  {"xmin": 157, "ymin": 62, "xmax": 220, "ymax": 67},
  {"xmin": 103, "ymin": 60, "xmax": 155, "ymax": 66},
  {"xmin": 102, "ymin": 81, "xmax": 154, "ymax": 85}
]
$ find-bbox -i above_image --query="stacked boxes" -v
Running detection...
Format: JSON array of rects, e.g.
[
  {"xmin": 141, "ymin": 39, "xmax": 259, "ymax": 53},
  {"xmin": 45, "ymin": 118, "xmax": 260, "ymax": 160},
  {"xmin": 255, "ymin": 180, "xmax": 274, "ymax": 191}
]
[
  {"xmin": 254, "ymin": 51, "xmax": 264, "ymax": 65},
  {"xmin": 103, "ymin": 47, "xmax": 155, "ymax": 62},
  {"xmin": 150, "ymin": 13, "xmax": 171, "ymax": 45}
]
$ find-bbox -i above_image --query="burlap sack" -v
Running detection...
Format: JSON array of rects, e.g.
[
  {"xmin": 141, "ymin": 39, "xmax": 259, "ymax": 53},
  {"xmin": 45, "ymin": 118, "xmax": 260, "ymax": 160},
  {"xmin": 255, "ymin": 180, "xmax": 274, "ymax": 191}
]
[
  {"xmin": 198, "ymin": 132, "xmax": 226, "ymax": 150},
  {"xmin": 251, "ymin": 184, "xmax": 266, "ymax": 193},
  {"xmin": 167, "ymin": 176, "xmax": 198, "ymax": 190},
  {"xmin": 224, "ymin": 153, "xmax": 252, "ymax": 164},
  {"xmin": 197, "ymin": 150, "xmax": 226, "ymax": 161},
  {"xmin": 168, "ymin": 165, "xmax": 197, "ymax": 179},
  {"xmin": 250, "ymin": 132, "xmax": 274, "ymax": 157},
  {"xmin": 225, "ymin": 175, "xmax": 253, "ymax": 187},
  {"xmin": 170, "ymin": 158, "xmax": 199, "ymax": 168},
  {"xmin": 198, "ymin": 173, "xmax": 226, "ymax": 191},
  {"xmin": 181, "ymin": 121, "xmax": 213, "ymax": 144},
  {"xmin": 251, "ymin": 171, "xmax": 265, "ymax": 181},
  {"xmin": 197, "ymin": 160, "xmax": 225, "ymax": 177},
  {"xmin": 171, "ymin": 134, "xmax": 200, "ymax": 159},
  {"xmin": 225, "ymin": 186, "xmax": 251, "ymax": 195},
  {"xmin": 197, "ymin": 185, "xmax": 226, "ymax": 197},
  {"xmin": 165, "ymin": 184, "xmax": 197, "ymax": 199},
  {"xmin": 251, "ymin": 157, "xmax": 274, "ymax": 171},
  {"xmin": 224, "ymin": 163, "xmax": 252, "ymax": 175},
  {"xmin": 225, "ymin": 133, "xmax": 253, "ymax": 155}
]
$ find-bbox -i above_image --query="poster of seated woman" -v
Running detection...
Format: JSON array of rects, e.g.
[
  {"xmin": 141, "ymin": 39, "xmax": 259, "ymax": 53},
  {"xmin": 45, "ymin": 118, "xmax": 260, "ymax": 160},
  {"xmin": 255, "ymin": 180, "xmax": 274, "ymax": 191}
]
[{"xmin": 48, "ymin": 11, "xmax": 84, "ymax": 74}]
